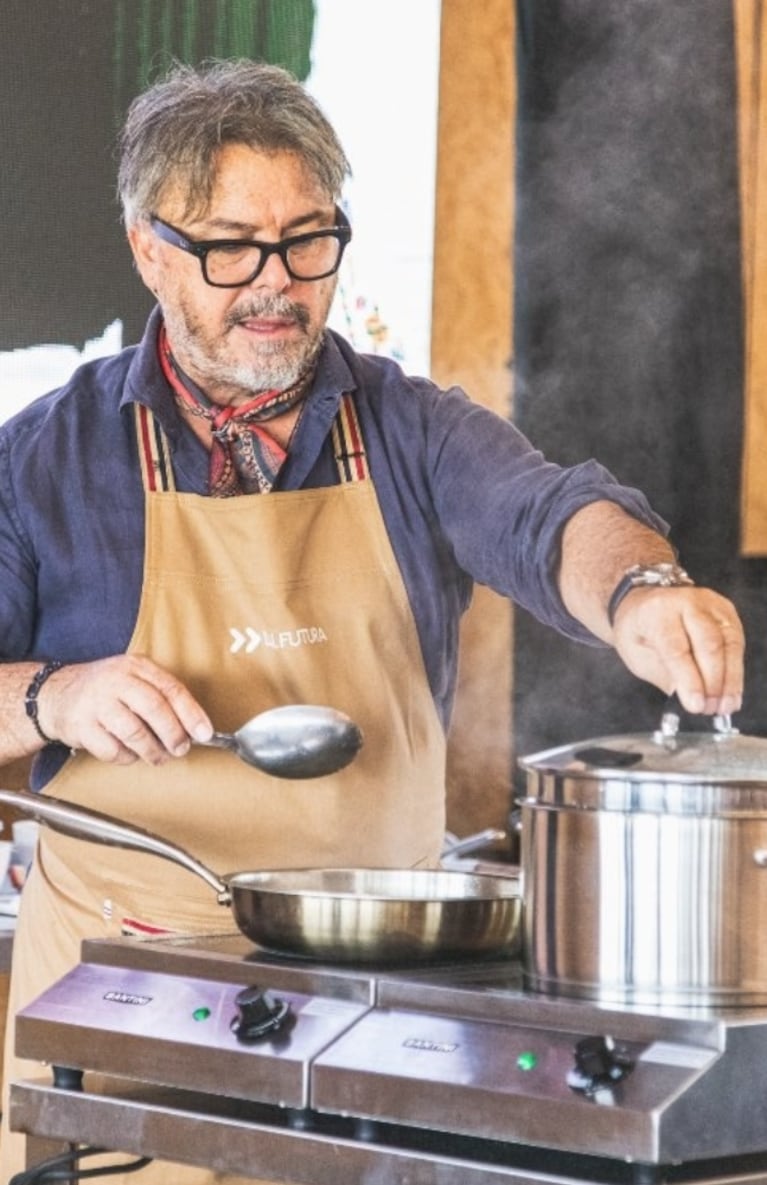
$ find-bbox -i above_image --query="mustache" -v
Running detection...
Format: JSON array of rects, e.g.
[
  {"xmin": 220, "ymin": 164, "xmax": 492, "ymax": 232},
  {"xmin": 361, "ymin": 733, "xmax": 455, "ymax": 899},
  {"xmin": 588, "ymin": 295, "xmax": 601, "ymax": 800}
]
[{"xmin": 225, "ymin": 296, "xmax": 311, "ymax": 332}]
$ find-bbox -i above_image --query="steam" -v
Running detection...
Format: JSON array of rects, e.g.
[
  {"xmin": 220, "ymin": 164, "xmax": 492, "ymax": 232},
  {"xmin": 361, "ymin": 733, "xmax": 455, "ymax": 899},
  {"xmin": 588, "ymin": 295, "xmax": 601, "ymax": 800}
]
[{"xmin": 512, "ymin": 0, "xmax": 743, "ymax": 771}]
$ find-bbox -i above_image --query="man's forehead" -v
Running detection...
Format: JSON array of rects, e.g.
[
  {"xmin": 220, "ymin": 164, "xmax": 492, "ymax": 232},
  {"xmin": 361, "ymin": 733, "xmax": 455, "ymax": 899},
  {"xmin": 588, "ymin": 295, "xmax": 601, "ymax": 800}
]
[{"xmin": 157, "ymin": 144, "xmax": 332, "ymax": 224}]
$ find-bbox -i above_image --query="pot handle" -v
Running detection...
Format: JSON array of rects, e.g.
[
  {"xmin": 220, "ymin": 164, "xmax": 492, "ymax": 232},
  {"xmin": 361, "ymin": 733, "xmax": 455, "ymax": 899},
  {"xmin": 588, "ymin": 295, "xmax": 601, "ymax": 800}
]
[
  {"xmin": 654, "ymin": 694, "xmax": 739, "ymax": 748},
  {"xmin": 0, "ymin": 787, "xmax": 228, "ymax": 899}
]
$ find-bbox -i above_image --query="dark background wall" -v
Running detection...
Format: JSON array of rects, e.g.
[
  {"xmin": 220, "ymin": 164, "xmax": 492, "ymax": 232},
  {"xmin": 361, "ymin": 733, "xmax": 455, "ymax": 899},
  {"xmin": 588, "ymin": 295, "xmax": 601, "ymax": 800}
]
[
  {"xmin": 0, "ymin": 0, "xmax": 313, "ymax": 352},
  {"xmin": 512, "ymin": 0, "xmax": 767, "ymax": 784}
]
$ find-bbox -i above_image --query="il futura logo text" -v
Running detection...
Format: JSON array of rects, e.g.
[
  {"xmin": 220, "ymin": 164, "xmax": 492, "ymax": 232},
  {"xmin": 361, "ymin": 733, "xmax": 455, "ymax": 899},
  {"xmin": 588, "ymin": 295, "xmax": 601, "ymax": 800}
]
[{"xmin": 229, "ymin": 625, "xmax": 329, "ymax": 654}]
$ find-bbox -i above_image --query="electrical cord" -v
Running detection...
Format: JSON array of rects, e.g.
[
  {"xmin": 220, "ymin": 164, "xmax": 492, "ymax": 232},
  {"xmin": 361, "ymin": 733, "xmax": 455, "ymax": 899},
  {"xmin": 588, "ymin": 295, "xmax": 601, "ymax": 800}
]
[{"xmin": 9, "ymin": 1145, "xmax": 152, "ymax": 1184}]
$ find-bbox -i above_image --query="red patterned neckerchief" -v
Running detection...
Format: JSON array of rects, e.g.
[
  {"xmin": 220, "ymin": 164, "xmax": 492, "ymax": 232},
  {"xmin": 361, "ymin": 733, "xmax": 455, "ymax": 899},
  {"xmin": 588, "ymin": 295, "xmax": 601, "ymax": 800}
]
[{"xmin": 158, "ymin": 324, "xmax": 313, "ymax": 496}]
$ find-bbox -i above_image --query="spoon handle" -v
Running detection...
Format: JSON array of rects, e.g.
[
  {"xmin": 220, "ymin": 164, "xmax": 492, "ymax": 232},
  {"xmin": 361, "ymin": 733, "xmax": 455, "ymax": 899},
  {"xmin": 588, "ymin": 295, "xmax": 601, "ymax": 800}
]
[{"xmin": 198, "ymin": 731, "xmax": 237, "ymax": 752}]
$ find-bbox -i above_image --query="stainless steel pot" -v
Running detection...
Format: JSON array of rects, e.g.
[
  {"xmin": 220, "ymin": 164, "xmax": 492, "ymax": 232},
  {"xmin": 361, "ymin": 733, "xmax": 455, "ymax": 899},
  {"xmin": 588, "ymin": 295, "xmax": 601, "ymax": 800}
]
[
  {"xmin": 518, "ymin": 713, "xmax": 767, "ymax": 1006},
  {"xmin": 0, "ymin": 789, "xmax": 521, "ymax": 964}
]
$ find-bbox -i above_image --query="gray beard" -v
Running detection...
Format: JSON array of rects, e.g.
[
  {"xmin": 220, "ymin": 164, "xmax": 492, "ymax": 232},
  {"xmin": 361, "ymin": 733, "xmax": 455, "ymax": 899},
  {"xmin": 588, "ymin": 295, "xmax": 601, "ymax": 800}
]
[
  {"xmin": 217, "ymin": 335, "xmax": 322, "ymax": 393},
  {"xmin": 164, "ymin": 294, "xmax": 323, "ymax": 396},
  {"xmin": 165, "ymin": 316, "xmax": 322, "ymax": 395}
]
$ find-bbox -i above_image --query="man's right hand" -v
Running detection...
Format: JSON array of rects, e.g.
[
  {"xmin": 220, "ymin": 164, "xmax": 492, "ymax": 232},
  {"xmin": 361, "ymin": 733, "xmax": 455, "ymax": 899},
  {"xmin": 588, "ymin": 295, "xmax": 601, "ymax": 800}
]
[{"xmin": 35, "ymin": 654, "xmax": 214, "ymax": 765}]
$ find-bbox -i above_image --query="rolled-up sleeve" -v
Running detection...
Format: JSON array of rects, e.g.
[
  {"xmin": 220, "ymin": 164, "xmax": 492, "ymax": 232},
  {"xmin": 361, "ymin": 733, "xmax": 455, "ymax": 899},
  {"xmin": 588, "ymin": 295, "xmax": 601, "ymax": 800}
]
[{"xmin": 426, "ymin": 385, "xmax": 667, "ymax": 641}]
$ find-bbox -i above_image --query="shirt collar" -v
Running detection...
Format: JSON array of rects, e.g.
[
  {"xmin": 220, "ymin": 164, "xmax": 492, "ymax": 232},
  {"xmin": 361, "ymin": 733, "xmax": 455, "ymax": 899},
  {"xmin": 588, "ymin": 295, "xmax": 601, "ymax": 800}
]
[{"xmin": 120, "ymin": 307, "xmax": 358, "ymax": 479}]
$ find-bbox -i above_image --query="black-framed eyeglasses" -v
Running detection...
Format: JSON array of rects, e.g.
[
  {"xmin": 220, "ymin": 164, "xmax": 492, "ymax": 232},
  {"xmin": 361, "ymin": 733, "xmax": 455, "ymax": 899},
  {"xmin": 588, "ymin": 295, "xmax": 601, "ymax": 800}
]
[{"xmin": 149, "ymin": 207, "xmax": 352, "ymax": 287}]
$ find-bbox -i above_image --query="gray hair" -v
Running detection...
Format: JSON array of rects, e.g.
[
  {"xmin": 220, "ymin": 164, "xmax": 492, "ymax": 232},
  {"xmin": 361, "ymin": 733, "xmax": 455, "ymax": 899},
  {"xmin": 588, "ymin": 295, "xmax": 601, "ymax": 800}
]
[{"xmin": 118, "ymin": 59, "xmax": 351, "ymax": 226}]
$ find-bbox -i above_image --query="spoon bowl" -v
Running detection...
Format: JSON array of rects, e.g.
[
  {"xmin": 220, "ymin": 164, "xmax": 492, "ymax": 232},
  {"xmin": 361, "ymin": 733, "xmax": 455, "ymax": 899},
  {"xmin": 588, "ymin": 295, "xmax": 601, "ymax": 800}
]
[{"xmin": 198, "ymin": 704, "xmax": 363, "ymax": 778}]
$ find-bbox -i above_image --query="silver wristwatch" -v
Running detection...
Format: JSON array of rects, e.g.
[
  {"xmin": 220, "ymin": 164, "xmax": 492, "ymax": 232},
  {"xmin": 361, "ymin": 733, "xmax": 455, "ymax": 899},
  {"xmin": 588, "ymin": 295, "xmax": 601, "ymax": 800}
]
[{"xmin": 607, "ymin": 562, "xmax": 694, "ymax": 626}]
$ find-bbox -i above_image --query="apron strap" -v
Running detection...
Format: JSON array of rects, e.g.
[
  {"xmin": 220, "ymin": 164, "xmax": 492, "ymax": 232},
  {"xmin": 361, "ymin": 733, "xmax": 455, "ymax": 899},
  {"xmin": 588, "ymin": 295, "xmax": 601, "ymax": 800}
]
[
  {"xmin": 135, "ymin": 393, "xmax": 369, "ymax": 492},
  {"xmin": 135, "ymin": 403, "xmax": 176, "ymax": 492},
  {"xmin": 332, "ymin": 392, "xmax": 370, "ymax": 482}
]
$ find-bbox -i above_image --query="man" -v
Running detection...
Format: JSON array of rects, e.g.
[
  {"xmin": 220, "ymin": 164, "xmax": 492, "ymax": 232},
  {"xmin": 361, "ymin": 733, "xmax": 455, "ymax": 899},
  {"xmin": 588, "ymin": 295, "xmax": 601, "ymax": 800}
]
[{"xmin": 0, "ymin": 60, "xmax": 743, "ymax": 1183}]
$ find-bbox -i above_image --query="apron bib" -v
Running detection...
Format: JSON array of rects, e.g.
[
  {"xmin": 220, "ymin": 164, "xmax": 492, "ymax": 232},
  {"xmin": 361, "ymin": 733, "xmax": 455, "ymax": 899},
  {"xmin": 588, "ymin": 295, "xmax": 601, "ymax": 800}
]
[{"xmin": 1, "ymin": 395, "xmax": 446, "ymax": 1183}]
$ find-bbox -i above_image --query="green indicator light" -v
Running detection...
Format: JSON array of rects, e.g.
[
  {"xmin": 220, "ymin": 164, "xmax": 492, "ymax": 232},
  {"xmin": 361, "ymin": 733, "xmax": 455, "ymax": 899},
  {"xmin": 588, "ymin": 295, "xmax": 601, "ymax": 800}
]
[
  {"xmin": 192, "ymin": 1006, "xmax": 212, "ymax": 1022},
  {"xmin": 517, "ymin": 1051, "xmax": 538, "ymax": 1071}
]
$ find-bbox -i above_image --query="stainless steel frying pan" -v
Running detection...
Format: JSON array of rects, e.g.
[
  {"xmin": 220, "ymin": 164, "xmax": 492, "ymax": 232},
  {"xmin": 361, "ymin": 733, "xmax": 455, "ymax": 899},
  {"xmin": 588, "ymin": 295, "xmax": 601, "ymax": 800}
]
[{"xmin": 0, "ymin": 789, "xmax": 521, "ymax": 963}]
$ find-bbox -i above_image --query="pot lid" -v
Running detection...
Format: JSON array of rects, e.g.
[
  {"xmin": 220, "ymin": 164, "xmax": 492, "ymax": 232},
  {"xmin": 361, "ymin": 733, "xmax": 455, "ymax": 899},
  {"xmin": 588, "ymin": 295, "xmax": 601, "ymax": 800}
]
[
  {"xmin": 517, "ymin": 707, "xmax": 767, "ymax": 816},
  {"xmin": 518, "ymin": 728, "xmax": 767, "ymax": 782}
]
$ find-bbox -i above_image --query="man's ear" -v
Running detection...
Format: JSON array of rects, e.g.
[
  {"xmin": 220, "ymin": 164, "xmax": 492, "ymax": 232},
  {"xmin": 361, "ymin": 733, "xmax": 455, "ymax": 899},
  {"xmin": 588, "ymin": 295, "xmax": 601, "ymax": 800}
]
[{"xmin": 127, "ymin": 222, "xmax": 161, "ymax": 292}]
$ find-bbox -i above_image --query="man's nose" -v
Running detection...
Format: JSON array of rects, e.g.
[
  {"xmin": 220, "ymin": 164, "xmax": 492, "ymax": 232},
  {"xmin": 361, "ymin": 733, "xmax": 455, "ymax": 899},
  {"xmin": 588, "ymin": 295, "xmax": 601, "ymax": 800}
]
[{"xmin": 250, "ymin": 249, "xmax": 292, "ymax": 293}]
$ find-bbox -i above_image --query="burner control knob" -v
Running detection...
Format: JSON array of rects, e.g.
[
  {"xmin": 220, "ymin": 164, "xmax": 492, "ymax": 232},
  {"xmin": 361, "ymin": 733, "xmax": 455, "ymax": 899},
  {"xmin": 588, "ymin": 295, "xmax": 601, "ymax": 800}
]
[
  {"xmin": 567, "ymin": 1035, "xmax": 634, "ymax": 1096},
  {"xmin": 231, "ymin": 985, "xmax": 291, "ymax": 1043}
]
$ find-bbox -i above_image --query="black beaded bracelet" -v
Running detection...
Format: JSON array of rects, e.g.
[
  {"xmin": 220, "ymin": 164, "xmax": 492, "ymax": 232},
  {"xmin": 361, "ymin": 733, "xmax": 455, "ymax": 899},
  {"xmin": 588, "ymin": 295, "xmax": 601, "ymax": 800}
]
[{"xmin": 25, "ymin": 660, "xmax": 64, "ymax": 745}]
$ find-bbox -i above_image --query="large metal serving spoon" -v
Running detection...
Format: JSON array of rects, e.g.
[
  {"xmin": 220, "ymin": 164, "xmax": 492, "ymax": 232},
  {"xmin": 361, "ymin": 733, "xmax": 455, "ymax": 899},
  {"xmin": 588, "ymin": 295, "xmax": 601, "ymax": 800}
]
[{"xmin": 195, "ymin": 703, "xmax": 363, "ymax": 778}]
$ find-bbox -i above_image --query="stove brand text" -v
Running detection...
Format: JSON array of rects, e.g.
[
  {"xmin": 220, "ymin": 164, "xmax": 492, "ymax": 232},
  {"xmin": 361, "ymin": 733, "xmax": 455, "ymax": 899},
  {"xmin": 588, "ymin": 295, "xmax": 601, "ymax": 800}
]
[
  {"xmin": 103, "ymin": 990, "xmax": 153, "ymax": 1006},
  {"xmin": 403, "ymin": 1038, "xmax": 458, "ymax": 1053}
]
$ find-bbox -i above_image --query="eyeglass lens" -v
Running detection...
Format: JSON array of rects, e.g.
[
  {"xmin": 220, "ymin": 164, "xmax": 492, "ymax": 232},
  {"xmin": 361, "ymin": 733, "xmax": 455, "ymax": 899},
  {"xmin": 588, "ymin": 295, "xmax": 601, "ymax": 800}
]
[{"xmin": 205, "ymin": 233, "xmax": 344, "ymax": 285}]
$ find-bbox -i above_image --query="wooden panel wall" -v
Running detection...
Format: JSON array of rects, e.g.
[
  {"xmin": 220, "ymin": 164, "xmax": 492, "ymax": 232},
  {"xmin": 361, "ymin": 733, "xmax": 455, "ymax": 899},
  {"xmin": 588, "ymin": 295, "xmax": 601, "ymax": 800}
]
[
  {"xmin": 432, "ymin": 0, "xmax": 516, "ymax": 838},
  {"xmin": 735, "ymin": 0, "xmax": 767, "ymax": 553}
]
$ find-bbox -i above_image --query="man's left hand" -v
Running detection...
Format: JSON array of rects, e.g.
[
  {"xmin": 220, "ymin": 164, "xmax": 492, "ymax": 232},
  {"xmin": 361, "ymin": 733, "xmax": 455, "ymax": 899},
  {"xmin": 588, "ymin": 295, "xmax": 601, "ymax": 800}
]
[{"xmin": 611, "ymin": 586, "xmax": 744, "ymax": 716}]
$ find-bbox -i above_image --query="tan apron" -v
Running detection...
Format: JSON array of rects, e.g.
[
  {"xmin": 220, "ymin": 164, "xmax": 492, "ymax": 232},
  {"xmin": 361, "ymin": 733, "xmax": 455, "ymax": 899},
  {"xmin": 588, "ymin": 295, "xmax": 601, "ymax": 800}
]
[{"xmin": 0, "ymin": 395, "xmax": 447, "ymax": 1183}]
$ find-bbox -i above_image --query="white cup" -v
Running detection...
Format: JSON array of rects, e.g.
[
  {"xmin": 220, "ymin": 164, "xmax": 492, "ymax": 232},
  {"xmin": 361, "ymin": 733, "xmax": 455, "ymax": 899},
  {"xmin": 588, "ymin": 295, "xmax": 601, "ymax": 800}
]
[
  {"xmin": 0, "ymin": 841, "xmax": 13, "ymax": 888},
  {"xmin": 9, "ymin": 821, "xmax": 39, "ymax": 890},
  {"xmin": 12, "ymin": 820, "xmax": 40, "ymax": 848}
]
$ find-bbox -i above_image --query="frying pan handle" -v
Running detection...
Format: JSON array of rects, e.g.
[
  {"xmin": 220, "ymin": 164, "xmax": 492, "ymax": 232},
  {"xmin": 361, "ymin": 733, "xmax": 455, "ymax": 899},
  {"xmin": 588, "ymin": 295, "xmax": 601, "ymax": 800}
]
[{"xmin": 0, "ymin": 788, "xmax": 229, "ymax": 899}]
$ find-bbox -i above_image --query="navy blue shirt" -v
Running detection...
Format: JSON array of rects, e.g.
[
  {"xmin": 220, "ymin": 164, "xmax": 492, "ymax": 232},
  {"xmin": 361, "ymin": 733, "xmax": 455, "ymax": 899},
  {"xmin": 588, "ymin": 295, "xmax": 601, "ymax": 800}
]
[{"xmin": 0, "ymin": 308, "xmax": 664, "ymax": 782}]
